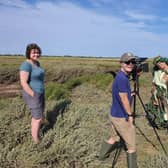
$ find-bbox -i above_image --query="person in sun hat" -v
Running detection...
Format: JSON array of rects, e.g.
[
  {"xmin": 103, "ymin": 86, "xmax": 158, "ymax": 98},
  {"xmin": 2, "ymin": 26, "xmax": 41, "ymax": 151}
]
[
  {"xmin": 151, "ymin": 55, "xmax": 168, "ymax": 124},
  {"xmin": 98, "ymin": 52, "xmax": 138, "ymax": 168},
  {"xmin": 152, "ymin": 55, "xmax": 168, "ymax": 90},
  {"xmin": 153, "ymin": 55, "xmax": 168, "ymax": 68}
]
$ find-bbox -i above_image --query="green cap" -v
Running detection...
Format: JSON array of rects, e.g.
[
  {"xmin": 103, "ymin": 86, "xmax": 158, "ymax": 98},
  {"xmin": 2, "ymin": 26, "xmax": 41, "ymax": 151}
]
[
  {"xmin": 153, "ymin": 56, "xmax": 161, "ymax": 65},
  {"xmin": 153, "ymin": 56, "xmax": 168, "ymax": 65}
]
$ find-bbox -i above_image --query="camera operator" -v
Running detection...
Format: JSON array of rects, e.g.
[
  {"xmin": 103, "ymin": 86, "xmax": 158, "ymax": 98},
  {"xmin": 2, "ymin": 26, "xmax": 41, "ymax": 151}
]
[{"xmin": 98, "ymin": 52, "xmax": 137, "ymax": 168}]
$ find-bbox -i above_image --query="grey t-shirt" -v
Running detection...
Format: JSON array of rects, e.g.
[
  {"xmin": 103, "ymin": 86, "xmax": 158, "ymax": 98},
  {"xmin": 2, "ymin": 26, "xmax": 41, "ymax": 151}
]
[{"xmin": 20, "ymin": 61, "xmax": 45, "ymax": 93}]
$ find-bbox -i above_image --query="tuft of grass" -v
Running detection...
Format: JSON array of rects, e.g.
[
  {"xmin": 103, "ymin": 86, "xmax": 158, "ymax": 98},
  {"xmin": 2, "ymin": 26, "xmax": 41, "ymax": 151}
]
[
  {"xmin": 139, "ymin": 154, "xmax": 168, "ymax": 168},
  {"xmin": 87, "ymin": 73, "xmax": 113, "ymax": 90},
  {"xmin": 64, "ymin": 78, "xmax": 82, "ymax": 90},
  {"xmin": 45, "ymin": 82, "xmax": 68, "ymax": 100},
  {"xmin": 66, "ymin": 73, "xmax": 113, "ymax": 91}
]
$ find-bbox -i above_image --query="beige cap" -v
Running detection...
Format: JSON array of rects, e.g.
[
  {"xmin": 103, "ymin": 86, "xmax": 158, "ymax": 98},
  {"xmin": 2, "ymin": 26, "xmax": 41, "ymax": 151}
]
[{"xmin": 120, "ymin": 52, "xmax": 136, "ymax": 62}]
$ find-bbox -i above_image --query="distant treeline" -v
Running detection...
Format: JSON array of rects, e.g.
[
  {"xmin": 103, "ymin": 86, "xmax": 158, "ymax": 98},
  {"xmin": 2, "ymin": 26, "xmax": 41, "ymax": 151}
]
[
  {"xmin": 0, "ymin": 54, "xmax": 119, "ymax": 59},
  {"xmin": 0, "ymin": 54, "xmax": 23, "ymax": 57}
]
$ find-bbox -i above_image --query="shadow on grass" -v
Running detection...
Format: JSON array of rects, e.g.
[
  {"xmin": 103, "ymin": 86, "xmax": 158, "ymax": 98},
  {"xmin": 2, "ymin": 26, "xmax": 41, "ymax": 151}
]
[{"xmin": 41, "ymin": 99, "xmax": 71, "ymax": 134}]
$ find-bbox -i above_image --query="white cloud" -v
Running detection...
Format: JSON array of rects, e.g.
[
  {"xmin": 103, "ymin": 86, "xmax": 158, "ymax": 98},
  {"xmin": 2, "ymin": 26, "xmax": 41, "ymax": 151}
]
[
  {"xmin": 125, "ymin": 10, "xmax": 158, "ymax": 21},
  {"xmin": 0, "ymin": 0, "xmax": 31, "ymax": 8},
  {"xmin": 89, "ymin": 0, "xmax": 113, "ymax": 5},
  {"xmin": 0, "ymin": 0, "xmax": 168, "ymax": 57}
]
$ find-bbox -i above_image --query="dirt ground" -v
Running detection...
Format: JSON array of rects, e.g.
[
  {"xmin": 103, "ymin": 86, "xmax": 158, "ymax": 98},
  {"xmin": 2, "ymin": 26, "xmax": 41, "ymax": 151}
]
[{"xmin": 0, "ymin": 83, "xmax": 21, "ymax": 98}]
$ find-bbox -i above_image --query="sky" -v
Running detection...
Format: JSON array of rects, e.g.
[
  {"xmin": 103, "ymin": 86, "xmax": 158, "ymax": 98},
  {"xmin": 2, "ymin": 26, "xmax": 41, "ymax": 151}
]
[{"xmin": 0, "ymin": 0, "xmax": 168, "ymax": 57}]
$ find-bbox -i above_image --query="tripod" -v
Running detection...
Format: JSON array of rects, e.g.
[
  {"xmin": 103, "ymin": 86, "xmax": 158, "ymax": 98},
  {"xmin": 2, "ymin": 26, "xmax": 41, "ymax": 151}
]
[{"xmin": 131, "ymin": 74, "xmax": 167, "ymax": 155}]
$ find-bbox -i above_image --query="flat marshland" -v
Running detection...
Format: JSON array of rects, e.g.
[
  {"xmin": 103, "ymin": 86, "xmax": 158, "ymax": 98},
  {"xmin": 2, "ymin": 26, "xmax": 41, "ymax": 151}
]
[{"xmin": 0, "ymin": 56, "xmax": 168, "ymax": 168}]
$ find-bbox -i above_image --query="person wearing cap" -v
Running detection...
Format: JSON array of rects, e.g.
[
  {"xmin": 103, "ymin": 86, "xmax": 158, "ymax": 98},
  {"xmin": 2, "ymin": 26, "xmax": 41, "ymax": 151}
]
[
  {"xmin": 151, "ymin": 56, "xmax": 168, "ymax": 122},
  {"xmin": 98, "ymin": 52, "xmax": 137, "ymax": 168}
]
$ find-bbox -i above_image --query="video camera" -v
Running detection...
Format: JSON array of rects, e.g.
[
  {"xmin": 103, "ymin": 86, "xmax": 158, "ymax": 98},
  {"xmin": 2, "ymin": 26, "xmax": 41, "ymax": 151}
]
[{"xmin": 131, "ymin": 56, "xmax": 149, "ymax": 81}]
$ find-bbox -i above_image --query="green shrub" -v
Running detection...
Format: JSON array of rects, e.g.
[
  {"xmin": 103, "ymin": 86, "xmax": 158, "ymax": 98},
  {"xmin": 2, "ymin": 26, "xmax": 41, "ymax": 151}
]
[
  {"xmin": 64, "ymin": 78, "xmax": 82, "ymax": 90},
  {"xmin": 45, "ymin": 83, "xmax": 68, "ymax": 100},
  {"xmin": 64, "ymin": 73, "xmax": 113, "ymax": 91},
  {"xmin": 45, "ymin": 78, "xmax": 84, "ymax": 100},
  {"xmin": 86, "ymin": 73, "xmax": 113, "ymax": 90}
]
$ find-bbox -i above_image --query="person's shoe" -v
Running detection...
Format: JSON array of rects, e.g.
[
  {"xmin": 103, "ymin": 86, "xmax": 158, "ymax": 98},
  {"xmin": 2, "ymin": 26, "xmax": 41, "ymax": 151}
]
[{"xmin": 98, "ymin": 141, "xmax": 119, "ymax": 161}]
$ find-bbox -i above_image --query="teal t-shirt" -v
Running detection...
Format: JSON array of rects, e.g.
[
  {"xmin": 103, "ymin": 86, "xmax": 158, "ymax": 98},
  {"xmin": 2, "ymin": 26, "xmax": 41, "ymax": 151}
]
[{"xmin": 19, "ymin": 61, "xmax": 45, "ymax": 93}]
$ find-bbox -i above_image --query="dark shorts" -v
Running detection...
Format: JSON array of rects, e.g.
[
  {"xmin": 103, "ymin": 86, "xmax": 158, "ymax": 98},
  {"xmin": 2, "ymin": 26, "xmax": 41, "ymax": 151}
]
[{"xmin": 22, "ymin": 90, "xmax": 45, "ymax": 119}]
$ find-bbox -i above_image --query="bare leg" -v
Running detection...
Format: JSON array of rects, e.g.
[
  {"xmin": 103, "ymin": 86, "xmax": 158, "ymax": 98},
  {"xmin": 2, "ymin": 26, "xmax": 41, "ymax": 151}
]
[
  {"xmin": 127, "ymin": 148, "xmax": 136, "ymax": 153},
  {"xmin": 31, "ymin": 118, "xmax": 42, "ymax": 144},
  {"xmin": 106, "ymin": 137, "xmax": 116, "ymax": 144}
]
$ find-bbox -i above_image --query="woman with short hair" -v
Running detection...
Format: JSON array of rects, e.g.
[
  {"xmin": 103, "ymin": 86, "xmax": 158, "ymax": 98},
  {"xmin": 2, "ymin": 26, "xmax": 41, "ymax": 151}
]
[{"xmin": 19, "ymin": 43, "xmax": 45, "ymax": 144}]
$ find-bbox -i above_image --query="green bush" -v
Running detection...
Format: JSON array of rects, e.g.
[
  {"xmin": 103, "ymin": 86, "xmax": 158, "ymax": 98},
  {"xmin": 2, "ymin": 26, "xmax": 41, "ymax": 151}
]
[
  {"xmin": 82, "ymin": 73, "xmax": 113, "ymax": 90},
  {"xmin": 65, "ymin": 73, "xmax": 113, "ymax": 91},
  {"xmin": 45, "ymin": 78, "xmax": 84, "ymax": 100},
  {"xmin": 64, "ymin": 78, "xmax": 82, "ymax": 90},
  {"xmin": 45, "ymin": 83, "xmax": 68, "ymax": 100}
]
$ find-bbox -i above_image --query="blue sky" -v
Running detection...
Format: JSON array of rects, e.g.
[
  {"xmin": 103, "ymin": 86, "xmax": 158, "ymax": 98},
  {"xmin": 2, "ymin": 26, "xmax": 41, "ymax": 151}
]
[{"xmin": 0, "ymin": 0, "xmax": 168, "ymax": 57}]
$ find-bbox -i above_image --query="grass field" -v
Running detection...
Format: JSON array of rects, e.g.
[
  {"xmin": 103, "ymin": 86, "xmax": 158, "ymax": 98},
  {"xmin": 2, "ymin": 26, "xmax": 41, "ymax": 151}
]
[{"xmin": 0, "ymin": 56, "xmax": 168, "ymax": 168}]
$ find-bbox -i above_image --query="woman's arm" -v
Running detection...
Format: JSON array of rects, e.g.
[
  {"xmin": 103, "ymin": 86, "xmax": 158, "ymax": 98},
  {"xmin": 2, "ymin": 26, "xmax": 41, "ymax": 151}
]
[{"xmin": 20, "ymin": 71, "xmax": 34, "ymax": 97}]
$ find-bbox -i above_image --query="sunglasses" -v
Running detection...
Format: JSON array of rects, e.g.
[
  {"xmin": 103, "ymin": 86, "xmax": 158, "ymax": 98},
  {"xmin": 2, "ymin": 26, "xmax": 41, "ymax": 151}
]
[{"xmin": 123, "ymin": 60, "xmax": 136, "ymax": 65}]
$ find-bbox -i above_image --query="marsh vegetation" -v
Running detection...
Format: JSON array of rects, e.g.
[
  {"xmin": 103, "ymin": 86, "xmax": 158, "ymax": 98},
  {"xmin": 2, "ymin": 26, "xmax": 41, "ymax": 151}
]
[{"xmin": 0, "ymin": 56, "xmax": 168, "ymax": 168}]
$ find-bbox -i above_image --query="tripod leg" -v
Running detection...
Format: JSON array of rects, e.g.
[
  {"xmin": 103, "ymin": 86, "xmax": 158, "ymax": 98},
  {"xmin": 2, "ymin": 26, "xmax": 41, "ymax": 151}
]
[
  {"xmin": 131, "ymin": 94, "xmax": 137, "ymax": 125},
  {"xmin": 111, "ymin": 138, "xmax": 125, "ymax": 168},
  {"xmin": 136, "ymin": 93, "xmax": 167, "ymax": 155},
  {"xmin": 111, "ymin": 146, "xmax": 122, "ymax": 168}
]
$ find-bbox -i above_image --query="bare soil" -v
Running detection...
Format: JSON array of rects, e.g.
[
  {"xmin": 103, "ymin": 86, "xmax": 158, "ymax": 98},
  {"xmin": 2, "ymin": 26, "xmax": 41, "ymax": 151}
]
[{"xmin": 0, "ymin": 83, "xmax": 21, "ymax": 98}]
